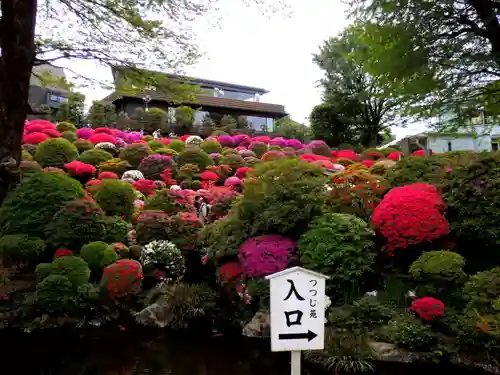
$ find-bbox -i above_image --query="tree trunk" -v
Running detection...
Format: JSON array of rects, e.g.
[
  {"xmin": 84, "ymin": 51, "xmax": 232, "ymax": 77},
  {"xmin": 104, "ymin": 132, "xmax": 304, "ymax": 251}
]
[{"xmin": 0, "ymin": 0, "xmax": 38, "ymax": 205}]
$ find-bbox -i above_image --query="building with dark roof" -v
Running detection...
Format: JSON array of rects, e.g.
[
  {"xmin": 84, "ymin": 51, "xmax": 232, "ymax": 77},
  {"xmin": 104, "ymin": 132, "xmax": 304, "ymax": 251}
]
[{"xmin": 100, "ymin": 67, "xmax": 287, "ymax": 132}]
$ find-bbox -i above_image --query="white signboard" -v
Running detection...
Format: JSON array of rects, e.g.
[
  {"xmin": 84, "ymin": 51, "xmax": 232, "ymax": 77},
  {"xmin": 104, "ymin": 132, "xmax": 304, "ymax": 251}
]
[{"xmin": 266, "ymin": 266, "xmax": 328, "ymax": 352}]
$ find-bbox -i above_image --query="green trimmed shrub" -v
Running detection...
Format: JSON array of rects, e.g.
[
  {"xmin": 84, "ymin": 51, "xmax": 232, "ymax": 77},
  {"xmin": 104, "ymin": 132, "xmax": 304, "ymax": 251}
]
[
  {"xmin": 148, "ymin": 140, "xmax": 166, "ymax": 152},
  {"xmin": 177, "ymin": 148, "xmax": 213, "ymax": 170},
  {"xmin": 166, "ymin": 139, "xmax": 186, "ymax": 153},
  {"xmin": 200, "ymin": 140, "xmax": 223, "ymax": 154},
  {"xmin": 104, "ymin": 216, "xmax": 129, "ymax": 243},
  {"xmin": 94, "ymin": 180, "xmax": 135, "ymax": 220},
  {"xmin": 34, "ymin": 138, "xmax": 78, "ymax": 168},
  {"xmin": 463, "ymin": 268, "xmax": 500, "ymax": 313},
  {"xmin": 143, "ymin": 189, "xmax": 184, "ymax": 214},
  {"xmin": 442, "ymin": 153, "xmax": 500, "ymax": 262},
  {"xmin": 35, "ymin": 275, "xmax": 80, "ymax": 314},
  {"xmin": 0, "ymin": 171, "xmax": 84, "ymax": 238},
  {"xmin": 249, "ymin": 142, "xmax": 268, "ymax": 157},
  {"xmin": 119, "ymin": 143, "xmax": 151, "ymax": 168},
  {"xmin": 56, "ymin": 121, "xmax": 77, "ymax": 132},
  {"xmin": 36, "ymin": 255, "xmax": 91, "ymax": 286},
  {"xmin": 221, "ymin": 147, "xmax": 238, "ymax": 156},
  {"xmin": 387, "ymin": 314, "xmax": 436, "ymax": 350},
  {"xmin": 336, "ymin": 158, "xmax": 355, "ymax": 166},
  {"xmin": 75, "ymin": 139, "xmax": 94, "ymax": 153},
  {"xmin": 45, "ymin": 199, "xmax": 107, "ymax": 252},
  {"xmin": 233, "ymin": 158, "xmax": 327, "ymax": 237},
  {"xmin": 23, "ymin": 143, "xmax": 38, "ymax": 156},
  {"xmin": 299, "ymin": 213, "xmax": 375, "ymax": 299},
  {"xmin": 156, "ymin": 148, "xmax": 179, "ymax": 157},
  {"xmin": 22, "ymin": 150, "xmax": 33, "ymax": 161},
  {"xmin": 409, "ymin": 251, "xmax": 465, "ymax": 280},
  {"xmin": 0, "ymin": 234, "xmax": 46, "ymax": 263},
  {"xmin": 20, "ymin": 160, "xmax": 42, "ymax": 180},
  {"xmin": 221, "ymin": 153, "xmax": 244, "ymax": 170},
  {"xmin": 385, "ymin": 156, "xmax": 443, "ymax": 187},
  {"xmin": 61, "ymin": 130, "xmax": 77, "ymax": 143},
  {"xmin": 80, "ymin": 241, "xmax": 118, "ymax": 273},
  {"xmin": 79, "ymin": 148, "xmax": 113, "ymax": 166},
  {"xmin": 201, "ymin": 214, "xmax": 250, "ymax": 260},
  {"xmin": 98, "ymin": 158, "xmax": 132, "ymax": 176}
]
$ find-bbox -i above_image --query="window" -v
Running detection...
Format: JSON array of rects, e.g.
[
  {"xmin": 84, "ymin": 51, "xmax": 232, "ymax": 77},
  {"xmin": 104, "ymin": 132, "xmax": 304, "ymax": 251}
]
[
  {"xmin": 194, "ymin": 110, "xmax": 209, "ymax": 124},
  {"xmin": 247, "ymin": 116, "xmax": 274, "ymax": 132},
  {"xmin": 447, "ymin": 141, "xmax": 452, "ymax": 151}
]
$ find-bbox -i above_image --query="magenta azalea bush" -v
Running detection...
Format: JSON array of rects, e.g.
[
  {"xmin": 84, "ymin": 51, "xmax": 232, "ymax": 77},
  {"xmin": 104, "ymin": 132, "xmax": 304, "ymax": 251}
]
[{"xmin": 238, "ymin": 235, "xmax": 297, "ymax": 278}]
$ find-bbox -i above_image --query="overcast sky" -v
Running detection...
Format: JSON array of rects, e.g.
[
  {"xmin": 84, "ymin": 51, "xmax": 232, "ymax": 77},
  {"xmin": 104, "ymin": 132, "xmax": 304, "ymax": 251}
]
[{"xmin": 68, "ymin": 0, "xmax": 425, "ymax": 139}]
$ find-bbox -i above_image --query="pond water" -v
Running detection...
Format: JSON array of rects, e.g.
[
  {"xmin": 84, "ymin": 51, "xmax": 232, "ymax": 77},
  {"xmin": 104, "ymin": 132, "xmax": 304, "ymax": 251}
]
[{"xmin": 2, "ymin": 329, "xmax": 493, "ymax": 375}]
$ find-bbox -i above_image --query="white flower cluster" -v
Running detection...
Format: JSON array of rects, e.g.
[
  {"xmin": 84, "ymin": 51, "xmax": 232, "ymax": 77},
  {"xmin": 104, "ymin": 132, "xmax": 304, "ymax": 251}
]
[
  {"xmin": 141, "ymin": 240, "xmax": 186, "ymax": 280},
  {"xmin": 95, "ymin": 142, "xmax": 117, "ymax": 151},
  {"xmin": 122, "ymin": 170, "xmax": 144, "ymax": 181},
  {"xmin": 186, "ymin": 135, "xmax": 203, "ymax": 146}
]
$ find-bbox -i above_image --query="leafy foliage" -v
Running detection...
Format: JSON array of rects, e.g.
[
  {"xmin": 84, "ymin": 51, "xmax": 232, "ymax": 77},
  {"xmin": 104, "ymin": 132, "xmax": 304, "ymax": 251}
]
[
  {"xmin": 34, "ymin": 138, "xmax": 78, "ymax": 168},
  {"xmin": 119, "ymin": 144, "xmax": 152, "ymax": 168},
  {"xmin": 94, "ymin": 180, "xmax": 135, "ymax": 220},
  {"xmin": 45, "ymin": 199, "xmax": 107, "ymax": 252},
  {"xmin": 409, "ymin": 251, "xmax": 466, "ymax": 281},
  {"xmin": 0, "ymin": 172, "xmax": 84, "ymax": 238},
  {"xmin": 36, "ymin": 256, "xmax": 91, "ymax": 286},
  {"xmin": 387, "ymin": 314, "xmax": 436, "ymax": 350},
  {"xmin": 0, "ymin": 234, "xmax": 46, "ymax": 263},
  {"xmin": 78, "ymin": 148, "xmax": 114, "ymax": 166},
  {"xmin": 80, "ymin": 241, "xmax": 118, "ymax": 273}
]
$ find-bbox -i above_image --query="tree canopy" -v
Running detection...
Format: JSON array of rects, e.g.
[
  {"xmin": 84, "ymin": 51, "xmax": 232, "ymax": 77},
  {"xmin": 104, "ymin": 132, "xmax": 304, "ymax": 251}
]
[
  {"xmin": 346, "ymin": 0, "xmax": 500, "ymax": 122},
  {"xmin": 311, "ymin": 24, "xmax": 406, "ymax": 147}
]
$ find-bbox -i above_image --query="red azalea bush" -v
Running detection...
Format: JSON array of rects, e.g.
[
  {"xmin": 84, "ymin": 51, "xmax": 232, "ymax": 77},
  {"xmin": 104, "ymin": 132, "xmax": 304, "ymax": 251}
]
[
  {"xmin": 101, "ymin": 259, "xmax": 143, "ymax": 298},
  {"xmin": 387, "ymin": 152, "xmax": 404, "ymax": 161},
  {"xmin": 168, "ymin": 212, "xmax": 204, "ymax": 251},
  {"xmin": 42, "ymin": 128, "xmax": 61, "ymax": 138},
  {"xmin": 89, "ymin": 133, "xmax": 116, "ymax": 145},
  {"xmin": 98, "ymin": 172, "xmax": 119, "ymax": 180},
  {"xmin": 217, "ymin": 262, "xmax": 243, "ymax": 284},
  {"xmin": 94, "ymin": 127, "xmax": 114, "ymax": 135},
  {"xmin": 133, "ymin": 179, "xmax": 157, "ymax": 196},
  {"xmin": 361, "ymin": 160, "xmax": 375, "ymax": 168},
  {"xmin": 409, "ymin": 297, "xmax": 445, "ymax": 321},
  {"xmin": 337, "ymin": 150, "xmax": 358, "ymax": 161},
  {"xmin": 372, "ymin": 183, "xmax": 450, "ymax": 253},
  {"xmin": 54, "ymin": 248, "xmax": 73, "ymax": 258},
  {"xmin": 200, "ymin": 171, "xmax": 220, "ymax": 181},
  {"xmin": 238, "ymin": 235, "xmax": 297, "ymax": 278},
  {"xmin": 160, "ymin": 168, "xmax": 177, "ymax": 186},
  {"xmin": 23, "ymin": 132, "xmax": 49, "ymax": 145},
  {"xmin": 235, "ymin": 167, "xmax": 253, "ymax": 179},
  {"xmin": 64, "ymin": 161, "xmax": 97, "ymax": 176}
]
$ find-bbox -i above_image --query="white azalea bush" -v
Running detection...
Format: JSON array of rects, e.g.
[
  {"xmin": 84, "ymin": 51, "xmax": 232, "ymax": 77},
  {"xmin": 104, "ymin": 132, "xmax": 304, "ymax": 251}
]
[
  {"xmin": 186, "ymin": 135, "xmax": 203, "ymax": 146},
  {"xmin": 122, "ymin": 170, "xmax": 144, "ymax": 181},
  {"xmin": 141, "ymin": 240, "xmax": 186, "ymax": 280}
]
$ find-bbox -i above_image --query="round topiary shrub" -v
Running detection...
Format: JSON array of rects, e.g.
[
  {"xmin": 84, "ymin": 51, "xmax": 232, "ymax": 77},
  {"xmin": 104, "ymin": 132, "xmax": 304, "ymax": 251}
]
[
  {"xmin": 79, "ymin": 148, "xmax": 113, "ymax": 166},
  {"xmin": 0, "ymin": 171, "xmax": 84, "ymax": 238},
  {"xmin": 101, "ymin": 259, "xmax": 143, "ymax": 298},
  {"xmin": 138, "ymin": 155, "xmax": 175, "ymax": 180},
  {"xmin": 249, "ymin": 141, "xmax": 268, "ymax": 158},
  {"xmin": 309, "ymin": 140, "xmax": 331, "ymax": 157},
  {"xmin": 463, "ymin": 268, "xmax": 500, "ymax": 312},
  {"xmin": 98, "ymin": 158, "xmax": 132, "ymax": 177},
  {"xmin": 74, "ymin": 138, "xmax": 94, "ymax": 153},
  {"xmin": 94, "ymin": 180, "xmax": 135, "ymax": 220},
  {"xmin": 104, "ymin": 216, "xmax": 129, "ymax": 243},
  {"xmin": 167, "ymin": 212, "xmax": 204, "ymax": 251},
  {"xmin": 234, "ymin": 158, "xmax": 327, "ymax": 236},
  {"xmin": 167, "ymin": 139, "xmax": 186, "ymax": 153},
  {"xmin": 409, "ymin": 251, "xmax": 465, "ymax": 280},
  {"xmin": 177, "ymin": 148, "xmax": 213, "ymax": 170},
  {"xmin": 61, "ymin": 130, "xmax": 77, "ymax": 143},
  {"xmin": 36, "ymin": 255, "xmax": 91, "ymax": 286},
  {"xmin": 56, "ymin": 121, "xmax": 77, "ymax": 132},
  {"xmin": 372, "ymin": 183, "xmax": 449, "ymax": 254},
  {"xmin": 201, "ymin": 139, "xmax": 223, "ymax": 154},
  {"xmin": 0, "ymin": 234, "xmax": 46, "ymax": 263},
  {"xmin": 119, "ymin": 143, "xmax": 152, "ymax": 168},
  {"xmin": 141, "ymin": 240, "xmax": 186, "ymax": 280},
  {"xmin": 299, "ymin": 213, "xmax": 375, "ymax": 294},
  {"xmin": 385, "ymin": 156, "xmax": 443, "ymax": 187},
  {"xmin": 221, "ymin": 153, "xmax": 244, "ymax": 170},
  {"xmin": 148, "ymin": 140, "xmax": 167, "ymax": 152},
  {"xmin": 80, "ymin": 241, "xmax": 118, "ymax": 273},
  {"xmin": 34, "ymin": 138, "xmax": 78, "ymax": 168},
  {"xmin": 45, "ymin": 199, "xmax": 107, "ymax": 252},
  {"xmin": 156, "ymin": 148, "xmax": 179, "ymax": 157},
  {"xmin": 35, "ymin": 274, "xmax": 80, "ymax": 314},
  {"xmin": 239, "ymin": 234, "xmax": 297, "ymax": 278},
  {"xmin": 388, "ymin": 314, "xmax": 436, "ymax": 350}
]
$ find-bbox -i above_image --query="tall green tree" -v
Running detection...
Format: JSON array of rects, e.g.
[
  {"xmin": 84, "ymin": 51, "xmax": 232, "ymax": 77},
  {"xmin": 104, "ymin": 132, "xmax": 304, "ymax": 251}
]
[
  {"xmin": 274, "ymin": 116, "xmax": 311, "ymax": 143},
  {"xmin": 313, "ymin": 25, "xmax": 406, "ymax": 147},
  {"xmin": 55, "ymin": 92, "xmax": 85, "ymax": 125},
  {"xmin": 347, "ymin": 0, "xmax": 500, "ymax": 122},
  {"xmin": 0, "ymin": 0, "xmax": 287, "ymax": 204},
  {"xmin": 86, "ymin": 101, "xmax": 117, "ymax": 127}
]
